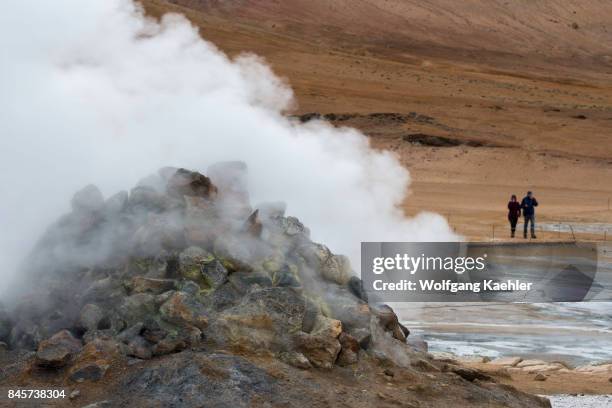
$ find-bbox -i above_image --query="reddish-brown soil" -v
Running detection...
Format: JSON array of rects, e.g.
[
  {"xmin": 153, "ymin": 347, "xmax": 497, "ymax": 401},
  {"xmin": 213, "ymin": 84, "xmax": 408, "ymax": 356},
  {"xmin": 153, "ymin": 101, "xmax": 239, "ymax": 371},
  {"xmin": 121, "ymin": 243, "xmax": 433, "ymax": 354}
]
[{"xmin": 142, "ymin": 0, "xmax": 612, "ymax": 241}]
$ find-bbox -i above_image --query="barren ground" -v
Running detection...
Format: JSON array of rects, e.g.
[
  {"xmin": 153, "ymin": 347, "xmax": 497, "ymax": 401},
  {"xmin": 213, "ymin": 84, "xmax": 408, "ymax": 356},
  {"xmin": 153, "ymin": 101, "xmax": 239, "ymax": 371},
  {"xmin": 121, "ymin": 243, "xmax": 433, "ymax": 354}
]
[{"xmin": 142, "ymin": 0, "xmax": 612, "ymax": 242}]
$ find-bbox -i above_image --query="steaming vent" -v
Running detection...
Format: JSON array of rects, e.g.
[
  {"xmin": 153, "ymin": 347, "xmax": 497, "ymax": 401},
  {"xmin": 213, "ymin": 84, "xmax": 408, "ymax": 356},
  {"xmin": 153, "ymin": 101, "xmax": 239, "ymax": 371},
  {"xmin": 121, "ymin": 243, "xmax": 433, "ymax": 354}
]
[{"xmin": 1, "ymin": 165, "xmax": 410, "ymax": 375}]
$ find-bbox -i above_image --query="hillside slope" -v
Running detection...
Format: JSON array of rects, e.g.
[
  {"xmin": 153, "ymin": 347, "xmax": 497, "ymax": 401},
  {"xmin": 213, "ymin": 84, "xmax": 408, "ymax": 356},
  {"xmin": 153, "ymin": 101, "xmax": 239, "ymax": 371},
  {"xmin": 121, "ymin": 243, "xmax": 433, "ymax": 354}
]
[{"xmin": 142, "ymin": 0, "xmax": 612, "ymax": 240}]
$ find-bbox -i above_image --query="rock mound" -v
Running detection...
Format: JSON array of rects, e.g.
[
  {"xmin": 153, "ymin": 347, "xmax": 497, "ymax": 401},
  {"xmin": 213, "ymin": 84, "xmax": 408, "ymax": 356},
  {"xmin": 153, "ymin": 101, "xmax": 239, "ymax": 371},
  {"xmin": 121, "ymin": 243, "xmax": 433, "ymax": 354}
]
[{"xmin": 0, "ymin": 165, "xmax": 550, "ymax": 407}]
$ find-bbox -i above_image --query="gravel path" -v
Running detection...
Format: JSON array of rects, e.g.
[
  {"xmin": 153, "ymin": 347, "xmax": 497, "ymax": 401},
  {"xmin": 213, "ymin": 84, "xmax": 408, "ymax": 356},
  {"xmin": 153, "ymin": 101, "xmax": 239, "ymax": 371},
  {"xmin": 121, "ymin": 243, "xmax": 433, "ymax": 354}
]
[{"xmin": 548, "ymin": 395, "xmax": 612, "ymax": 407}]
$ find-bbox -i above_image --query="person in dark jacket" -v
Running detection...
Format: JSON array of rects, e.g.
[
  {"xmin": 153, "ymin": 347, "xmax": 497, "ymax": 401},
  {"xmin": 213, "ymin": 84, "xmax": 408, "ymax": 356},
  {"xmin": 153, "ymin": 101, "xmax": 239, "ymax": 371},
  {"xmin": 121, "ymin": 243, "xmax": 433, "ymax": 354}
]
[
  {"xmin": 507, "ymin": 195, "xmax": 521, "ymax": 238},
  {"xmin": 521, "ymin": 191, "xmax": 539, "ymax": 239}
]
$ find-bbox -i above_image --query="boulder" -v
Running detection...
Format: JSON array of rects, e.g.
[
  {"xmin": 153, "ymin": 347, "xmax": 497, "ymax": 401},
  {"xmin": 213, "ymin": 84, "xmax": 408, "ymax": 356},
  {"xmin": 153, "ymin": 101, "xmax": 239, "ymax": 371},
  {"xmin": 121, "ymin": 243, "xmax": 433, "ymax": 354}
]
[
  {"xmin": 35, "ymin": 330, "xmax": 82, "ymax": 368},
  {"xmin": 367, "ymin": 315, "xmax": 419, "ymax": 368},
  {"xmin": 319, "ymin": 285, "xmax": 371, "ymax": 342},
  {"xmin": 159, "ymin": 291, "xmax": 208, "ymax": 330},
  {"xmin": 152, "ymin": 335, "xmax": 188, "ymax": 356},
  {"xmin": 209, "ymin": 287, "xmax": 306, "ymax": 352},
  {"xmin": 298, "ymin": 243, "xmax": 350, "ymax": 284},
  {"xmin": 270, "ymin": 264, "xmax": 301, "ymax": 288},
  {"xmin": 104, "ymin": 191, "xmax": 128, "ymax": 215},
  {"xmin": 127, "ymin": 276, "xmax": 177, "ymax": 294},
  {"xmin": 293, "ymin": 332, "xmax": 341, "ymax": 369},
  {"xmin": 9, "ymin": 319, "xmax": 44, "ymax": 351},
  {"xmin": 179, "ymin": 246, "xmax": 212, "ymax": 274},
  {"xmin": 243, "ymin": 209, "xmax": 263, "ymax": 237},
  {"xmin": 228, "ymin": 271, "xmax": 272, "ymax": 294},
  {"xmin": 200, "ymin": 259, "xmax": 229, "ymax": 290},
  {"xmin": 68, "ymin": 339, "xmax": 122, "ymax": 382},
  {"xmin": 116, "ymin": 323, "xmax": 144, "ymax": 344},
  {"xmin": 141, "ymin": 319, "xmax": 170, "ymax": 344},
  {"xmin": 321, "ymin": 254, "xmax": 352, "ymax": 285},
  {"xmin": 347, "ymin": 276, "xmax": 368, "ymax": 302},
  {"xmin": 311, "ymin": 315, "xmax": 342, "ymax": 339},
  {"xmin": 79, "ymin": 304, "xmax": 105, "ymax": 332},
  {"xmin": 371, "ymin": 304, "xmax": 407, "ymax": 343},
  {"xmin": 336, "ymin": 332, "xmax": 359, "ymax": 366},
  {"xmin": 282, "ymin": 216, "xmax": 309, "ymax": 237},
  {"xmin": 178, "ymin": 247, "xmax": 229, "ymax": 289},
  {"xmin": 149, "ymin": 324, "xmax": 203, "ymax": 357},
  {"xmin": 71, "ymin": 185, "xmax": 104, "ymax": 213},
  {"xmin": 117, "ymin": 293, "xmax": 158, "ymax": 327},
  {"xmin": 127, "ymin": 186, "xmax": 168, "ymax": 212},
  {"xmin": 70, "ymin": 361, "xmax": 110, "ymax": 382},
  {"xmin": 127, "ymin": 336, "xmax": 152, "ymax": 360},
  {"xmin": 166, "ymin": 168, "xmax": 217, "ymax": 199}
]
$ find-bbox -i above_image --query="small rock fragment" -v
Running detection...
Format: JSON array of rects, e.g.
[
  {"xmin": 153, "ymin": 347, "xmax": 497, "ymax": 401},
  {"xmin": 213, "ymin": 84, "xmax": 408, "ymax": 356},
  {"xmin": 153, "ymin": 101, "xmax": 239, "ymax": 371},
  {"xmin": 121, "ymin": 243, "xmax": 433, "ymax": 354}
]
[{"xmin": 279, "ymin": 351, "xmax": 312, "ymax": 369}]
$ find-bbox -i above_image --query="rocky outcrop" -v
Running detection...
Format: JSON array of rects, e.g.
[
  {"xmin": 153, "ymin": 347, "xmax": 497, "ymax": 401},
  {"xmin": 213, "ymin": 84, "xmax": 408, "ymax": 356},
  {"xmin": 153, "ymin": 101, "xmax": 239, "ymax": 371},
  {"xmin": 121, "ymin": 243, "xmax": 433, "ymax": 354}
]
[{"xmin": 0, "ymin": 165, "xmax": 551, "ymax": 408}]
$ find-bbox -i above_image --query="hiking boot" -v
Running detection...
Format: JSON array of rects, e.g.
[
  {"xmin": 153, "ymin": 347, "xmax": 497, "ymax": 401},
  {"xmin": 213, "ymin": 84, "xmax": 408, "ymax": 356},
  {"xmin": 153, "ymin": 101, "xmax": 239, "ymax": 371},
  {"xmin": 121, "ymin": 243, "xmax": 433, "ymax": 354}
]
[
  {"xmin": 531, "ymin": 234, "xmax": 537, "ymax": 239},
  {"xmin": 511, "ymin": 231, "xmax": 515, "ymax": 238},
  {"xmin": 523, "ymin": 234, "xmax": 527, "ymax": 239}
]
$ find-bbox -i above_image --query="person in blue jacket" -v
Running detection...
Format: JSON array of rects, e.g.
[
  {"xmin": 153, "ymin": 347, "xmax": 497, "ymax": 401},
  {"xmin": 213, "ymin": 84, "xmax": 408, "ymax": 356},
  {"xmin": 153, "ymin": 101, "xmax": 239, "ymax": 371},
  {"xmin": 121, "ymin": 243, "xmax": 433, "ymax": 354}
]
[{"xmin": 521, "ymin": 191, "xmax": 539, "ymax": 239}]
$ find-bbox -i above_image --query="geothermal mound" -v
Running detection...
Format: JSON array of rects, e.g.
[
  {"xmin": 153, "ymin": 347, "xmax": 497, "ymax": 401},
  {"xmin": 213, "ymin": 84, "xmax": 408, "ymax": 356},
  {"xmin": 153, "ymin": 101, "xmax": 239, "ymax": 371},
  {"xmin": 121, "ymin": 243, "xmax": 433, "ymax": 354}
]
[{"xmin": 0, "ymin": 164, "xmax": 549, "ymax": 407}]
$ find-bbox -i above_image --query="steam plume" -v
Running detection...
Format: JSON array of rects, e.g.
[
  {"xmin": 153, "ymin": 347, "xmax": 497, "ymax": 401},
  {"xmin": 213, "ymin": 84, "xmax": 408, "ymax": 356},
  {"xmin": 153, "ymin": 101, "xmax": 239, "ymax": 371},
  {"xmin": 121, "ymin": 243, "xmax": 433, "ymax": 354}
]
[{"xmin": 0, "ymin": 0, "xmax": 455, "ymax": 298}]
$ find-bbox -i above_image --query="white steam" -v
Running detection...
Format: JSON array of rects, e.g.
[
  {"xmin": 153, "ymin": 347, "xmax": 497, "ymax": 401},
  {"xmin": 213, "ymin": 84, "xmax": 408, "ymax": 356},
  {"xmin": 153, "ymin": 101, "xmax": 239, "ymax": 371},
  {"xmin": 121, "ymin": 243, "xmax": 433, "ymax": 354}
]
[{"xmin": 0, "ymin": 0, "xmax": 455, "ymax": 297}]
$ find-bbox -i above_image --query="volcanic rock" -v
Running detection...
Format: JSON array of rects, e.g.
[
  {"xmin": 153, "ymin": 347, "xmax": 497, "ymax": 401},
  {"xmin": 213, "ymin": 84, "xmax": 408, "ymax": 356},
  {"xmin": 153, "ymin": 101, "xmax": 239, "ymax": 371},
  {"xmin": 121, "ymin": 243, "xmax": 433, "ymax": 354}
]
[
  {"xmin": 127, "ymin": 276, "xmax": 177, "ymax": 294},
  {"xmin": 68, "ymin": 339, "xmax": 122, "ymax": 382},
  {"xmin": 293, "ymin": 331, "xmax": 341, "ymax": 369},
  {"xmin": 279, "ymin": 351, "xmax": 312, "ymax": 369},
  {"xmin": 166, "ymin": 168, "xmax": 217, "ymax": 199},
  {"xmin": 0, "ymin": 165, "xmax": 554, "ymax": 408},
  {"xmin": 79, "ymin": 304, "xmax": 105, "ymax": 332},
  {"xmin": 337, "ymin": 332, "xmax": 360, "ymax": 366},
  {"xmin": 159, "ymin": 291, "xmax": 209, "ymax": 330},
  {"xmin": 35, "ymin": 330, "xmax": 82, "ymax": 368},
  {"xmin": 71, "ymin": 185, "xmax": 105, "ymax": 213},
  {"xmin": 209, "ymin": 287, "xmax": 305, "ymax": 352}
]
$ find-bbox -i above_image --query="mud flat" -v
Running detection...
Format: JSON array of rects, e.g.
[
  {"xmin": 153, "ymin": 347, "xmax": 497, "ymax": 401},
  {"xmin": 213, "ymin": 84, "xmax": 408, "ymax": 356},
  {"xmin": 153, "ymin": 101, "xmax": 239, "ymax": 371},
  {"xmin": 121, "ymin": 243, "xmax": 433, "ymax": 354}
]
[
  {"xmin": 548, "ymin": 395, "xmax": 612, "ymax": 408},
  {"xmin": 398, "ymin": 302, "xmax": 612, "ymax": 365}
]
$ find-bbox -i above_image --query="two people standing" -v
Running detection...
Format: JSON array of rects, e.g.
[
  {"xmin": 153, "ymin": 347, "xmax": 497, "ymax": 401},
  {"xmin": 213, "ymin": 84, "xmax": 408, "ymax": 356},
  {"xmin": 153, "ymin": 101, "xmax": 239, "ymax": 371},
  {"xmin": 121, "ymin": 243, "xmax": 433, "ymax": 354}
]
[{"xmin": 507, "ymin": 191, "xmax": 538, "ymax": 238}]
